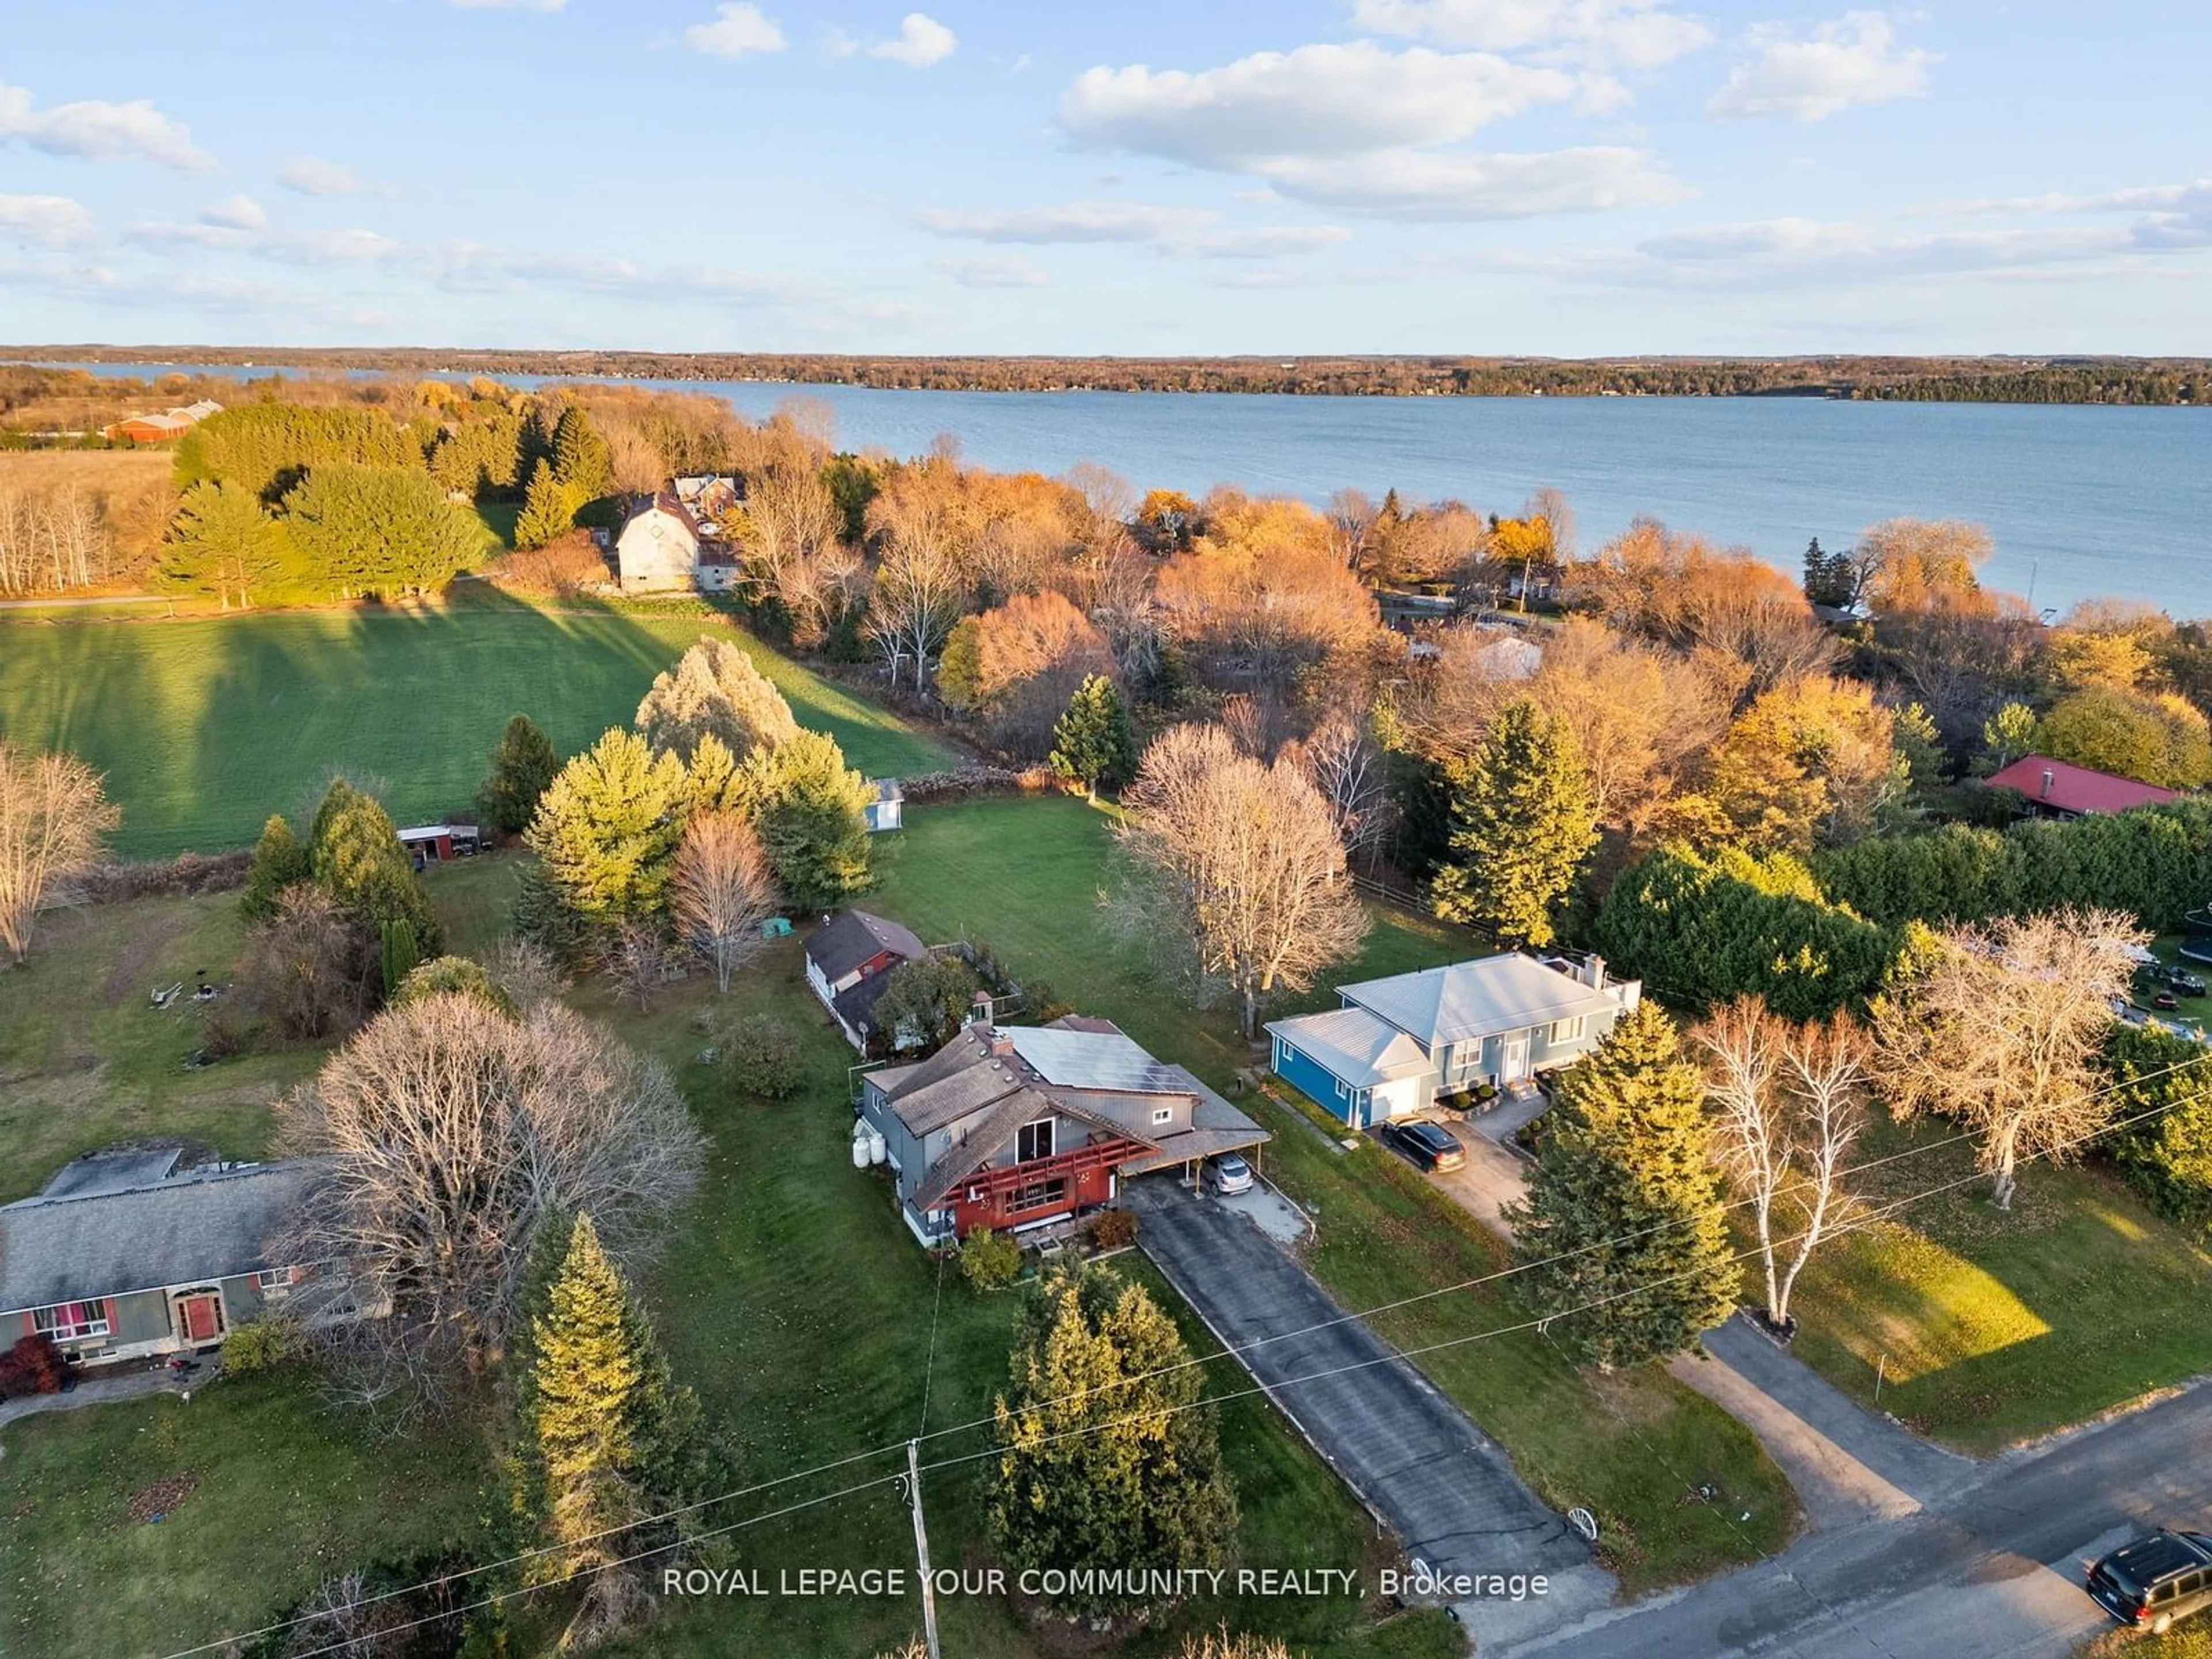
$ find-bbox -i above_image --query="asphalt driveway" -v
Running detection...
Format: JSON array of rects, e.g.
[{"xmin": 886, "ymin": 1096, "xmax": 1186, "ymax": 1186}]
[{"xmin": 1127, "ymin": 1177, "xmax": 1592, "ymax": 1584}]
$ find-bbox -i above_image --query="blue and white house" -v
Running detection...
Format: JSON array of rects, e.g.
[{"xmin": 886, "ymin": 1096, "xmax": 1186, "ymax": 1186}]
[{"xmin": 1267, "ymin": 953, "xmax": 1641, "ymax": 1129}]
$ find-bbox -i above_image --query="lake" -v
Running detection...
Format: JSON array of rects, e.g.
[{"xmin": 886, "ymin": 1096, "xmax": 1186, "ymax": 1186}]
[{"xmin": 41, "ymin": 360, "xmax": 2212, "ymax": 615}]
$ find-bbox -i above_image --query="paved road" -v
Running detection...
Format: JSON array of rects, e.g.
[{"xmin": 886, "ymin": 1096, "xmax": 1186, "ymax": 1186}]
[
  {"xmin": 1503, "ymin": 1381, "xmax": 2212, "ymax": 1658},
  {"xmin": 1128, "ymin": 1178, "xmax": 1592, "ymax": 1584}
]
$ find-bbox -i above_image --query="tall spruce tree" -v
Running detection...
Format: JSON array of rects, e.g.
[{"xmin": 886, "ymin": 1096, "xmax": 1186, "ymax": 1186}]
[
  {"xmin": 729, "ymin": 729, "xmax": 873, "ymax": 910},
  {"xmin": 1047, "ymin": 674, "xmax": 1138, "ymax": 802},
  {"xmin": 1430, "ymin": 699, "xmax": 1597, "ymax": 948},
  {"xmin": 1507, "ymin": 1002, "xmax": 1737, "ymax": 1368},
  {"xmin": 523, "ymin": 728, "xmax": 691, "ymax": 926},
  {"xmin": 240, "ymin": 813, "xmax": 310, "ymax": 922},
  {"xmin": 550, "ymin": 406, "xmax": 614, "ymax": 505},
  {"xmin": 525, "ymin": 1213, "xmax": 703, "ymax": 1644},
  {"xmin": 476, "ymin": 713, "xmax": 562, "ymax": 835},
  {"xmin": 513, "ymin": 458, "xmax": 578, "ymax": 551},
  {"xmin": 988, "ymin": 1265, "xmax": 1237, "ymax": 1619},
  {"xmin": 307, "ymin": 779, "xmax": 444, "ymax": 971}
]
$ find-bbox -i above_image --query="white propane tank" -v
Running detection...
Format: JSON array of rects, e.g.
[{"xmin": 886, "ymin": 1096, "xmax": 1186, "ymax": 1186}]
[
  {"xmin": 867, "ymin": 1127, "xmax": 888, "ymax": 1166},
  {"xmin": 851, "ymin": 1122, "xmax": 872, "ymax": 1169}
]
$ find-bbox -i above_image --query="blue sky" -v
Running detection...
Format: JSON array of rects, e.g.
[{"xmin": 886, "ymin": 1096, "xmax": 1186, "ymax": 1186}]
[{"xmin": 1, "ymin": 1, "xmax": 2206, "ymax": 354}]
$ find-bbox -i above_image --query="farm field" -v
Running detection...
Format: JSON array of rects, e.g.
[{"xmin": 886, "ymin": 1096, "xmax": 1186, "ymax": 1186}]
[{"xmin": 0, "ymin": 597, "xmax": 955, "ymax": 859}]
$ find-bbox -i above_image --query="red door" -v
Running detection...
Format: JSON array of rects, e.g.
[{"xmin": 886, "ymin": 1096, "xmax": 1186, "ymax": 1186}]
[{"xmin": 176, "ymin": 1294, "xmax": 224, "ymax": 1343}]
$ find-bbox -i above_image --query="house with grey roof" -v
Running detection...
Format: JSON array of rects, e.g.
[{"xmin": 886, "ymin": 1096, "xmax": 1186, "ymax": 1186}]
[
  {"xmin": 857, "ymin": 1016, "xmax": 1269, "ymax": 1246},
  {"xmin": 1, "ymin": 1150, "xmax": 368, "ymax": 1369},
  {"xmin": 805, "ymin": 909, "xmax": 931, "ymax": 1051},
  {"xmin": 1266, "ymin": 953, "xmax": 1641, "ymax": 1130}
]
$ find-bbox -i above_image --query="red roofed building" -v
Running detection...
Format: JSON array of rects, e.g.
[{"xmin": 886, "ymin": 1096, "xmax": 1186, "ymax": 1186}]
[{"xmin": 1984, "ymin": 753, "xmax": 2180, "ymax": 819}]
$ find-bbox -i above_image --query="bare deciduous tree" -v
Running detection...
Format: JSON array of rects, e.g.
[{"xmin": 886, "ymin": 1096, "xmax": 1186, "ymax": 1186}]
[
  {"xmin": 866, "ymin": 533, "xmax": 968, "ymax": 691},
  {"xmin": 275, "ymin": 994, "xmax": 704, "ymax": 1402},
  {"xmin": 1872, "ymin": 908, "xmax": 2141, "ymax": 1209},
  {"xmin": 240, "ymin": 883, "xmax": 362, "ymax": 1040},
  {"xmin": 1282, "ymin": 713, "xmax": 1395, "ymax": 866},
  {"xmin": 1108, "ymin": 724, "xmax": 1370, "ymax": 1037},
  {"xmin": 670, "ymin": 810, "xmax": 778, "ymax": 993},
  {"xmin": 1696, "ymin": 998, "xmax": 1870, "ymax": 1331},
  {"xmin": 0, "ymin": 741, "xmax": 121, "ymax": 965},
  {"xmin": 603, "ymin": 917, "xmax": 680, "ymax": 1012}
]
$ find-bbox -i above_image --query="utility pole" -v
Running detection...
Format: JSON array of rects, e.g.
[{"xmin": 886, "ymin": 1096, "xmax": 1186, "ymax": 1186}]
[{"xmin": 905, "ymin": 1439, "xmax": 942, "ymax": 1659}]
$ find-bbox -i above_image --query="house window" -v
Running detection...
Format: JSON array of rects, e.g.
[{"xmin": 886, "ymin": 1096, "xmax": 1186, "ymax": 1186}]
[
  {"xmin": 1150, "ymin": 1106, "xmax": 1175, "ymax": 1126},
  {"xmin": 1006, "ymin": 1177, "xmax": 1070, "ymax": 1215},
  {"xmin": 32, "ymin": 1300, "xmax": 109, "ymax": 1342},
  {"xmin": 1334, "ymin": 1078, "xmax": 1349, "ymax": 1101},
  {"xmin": 255, "ymin": 1267, "xmax": 296, "ymax": 1298},
  {"xmin": 1274, "ymin": 1037, "xmax": 1287, "ymax": 1067},
  {"xmin": 1016, "ymin": 1119, "xmax": 1056, "ymax": 1162},
  {"xmin": 1551, "ymin": 1016, "xmax": 1587, "ymax": 1044}
]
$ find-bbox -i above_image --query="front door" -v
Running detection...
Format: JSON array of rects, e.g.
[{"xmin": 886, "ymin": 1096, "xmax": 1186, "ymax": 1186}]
[
  {"xmin": 175, "ymin": 1292, "xmax": 225, "ymax": 1344},
  {"xmin": 1498, "ymin": 1035, "xmax": 1531, "ymax": 1085}
]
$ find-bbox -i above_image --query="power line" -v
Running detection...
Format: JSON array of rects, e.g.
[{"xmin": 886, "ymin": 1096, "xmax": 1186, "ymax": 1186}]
[{"xmin": 155, "ymin": 1046, "xmax": 2212, "ymax": 1659}]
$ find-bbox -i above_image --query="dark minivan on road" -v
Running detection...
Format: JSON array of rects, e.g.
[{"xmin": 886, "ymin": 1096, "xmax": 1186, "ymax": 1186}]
[{"xmin": 2087, "ymin": 1528, "xmax": 2212, "ymax": 1634}]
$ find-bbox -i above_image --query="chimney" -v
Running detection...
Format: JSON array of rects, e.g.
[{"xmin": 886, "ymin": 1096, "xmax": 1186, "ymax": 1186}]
[
  {"xmin": 1583, "ymin": 954, "xmax": 1607, "ymax": 990},
  {"xmin": 988, "ymin": 1032, "xmax": 1015, "ymax": 1058},
  {"xmin": 2040, "ymin": 768, "xmax": 2055, "ymax": 801}
]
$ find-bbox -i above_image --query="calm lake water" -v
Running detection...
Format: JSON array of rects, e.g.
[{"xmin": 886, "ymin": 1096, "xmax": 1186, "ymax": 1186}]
[{"xmin": 49, "ymin": 361, "xmax": 2212, "ymax": 615}]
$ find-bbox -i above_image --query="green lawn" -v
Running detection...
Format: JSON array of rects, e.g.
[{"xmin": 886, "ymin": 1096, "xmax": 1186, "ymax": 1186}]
[
  {"xmin": 866, "ymin": 797, "xmax": 1800, "ymax": 1593},
  {"xmin": 0, "ymin": 887, "xmax": 320, "ymax": 1203},
  {"xmin": 1782, "ymin": 1112, "xmax": 2212, "ymax": 1455},
  {"xmin": 0, "ymin": 599, "xmax": 953, "ymax": 859},
  {"xmin": 0, "ymin": 1372, "xmax": 493, "ymax": 1659}
]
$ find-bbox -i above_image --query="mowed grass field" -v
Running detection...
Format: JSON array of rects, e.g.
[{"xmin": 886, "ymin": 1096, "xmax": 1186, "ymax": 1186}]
[{"xmin": 0, "ymin": 599, "xmax": 956, "ymax": 859}]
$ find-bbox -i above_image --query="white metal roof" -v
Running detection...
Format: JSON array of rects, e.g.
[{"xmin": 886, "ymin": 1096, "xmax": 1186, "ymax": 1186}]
[
  {"xmin": 1338, "ymin": 954, "xmax": 1622, "ymax": 1047},
  {"xmin": 1266, "ymin": 1005, "xmax": 1431, "ymax": 1087}
]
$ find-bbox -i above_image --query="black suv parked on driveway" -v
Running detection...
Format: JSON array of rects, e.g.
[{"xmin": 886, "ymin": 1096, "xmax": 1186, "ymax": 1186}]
[{"xmin": 2087, "ymin": 1529, "xmax": 2212, "ymax": 1635}]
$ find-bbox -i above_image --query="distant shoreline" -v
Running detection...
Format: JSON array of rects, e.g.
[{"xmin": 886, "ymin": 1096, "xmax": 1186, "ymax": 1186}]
[{"xmin": 5, "ymin": 346, "xmax": 2206, "ymax": 406}]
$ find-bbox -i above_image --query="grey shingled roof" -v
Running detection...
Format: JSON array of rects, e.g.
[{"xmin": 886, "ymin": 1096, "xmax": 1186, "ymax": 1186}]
[
  {"xmin": 806, "ymin": 910, "xmax": 927, "ymax": 985},
  {"xmin": 0, "ymin": 1160, "xmax": 327, "ymax": 1315},
  {"xmin": 1338, "ymin": 955, "xmax": 1621, "ymax": 1048}
]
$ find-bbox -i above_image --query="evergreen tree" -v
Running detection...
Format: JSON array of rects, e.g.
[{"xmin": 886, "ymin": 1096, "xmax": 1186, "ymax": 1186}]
[
  {"xmin": 523, "ymin": 728, "xmax": 691, "ymax": 927},
  {"xmin": 730, "ymin": 729, "xmax": 873, "ymax": 910},
  {"xmin": 513, "ymin": 458, "xmax": 578, "ymax": 551},
  {"xmin": 525, "ymin": 1214, "xmax": 704, "ymax": 1643},
  {"xmin": 634, "ymin": 636, "xmax": 800, "ymax": 763},
  {"xmin": 1047, "ymin": 675, "xmax": 1137, "ymax": 802},
  {"xmin": 1978, "ymin": 702, "xmax": 2040, "ymax": 775},
  {"xmin": 281, "ymin": 464, "xmax": 485, "ymax": 597},
  {"xmin": 988, "ymin": 1265, "xmax": 1237, "ymax": 1619},
  {"xmin": 476, "ymin": 713, "xmax": 562, "ymax": 835},
  {"xmin": 307, "ymin": 779, "xmax": 444, "ymax": 971},
  {"xmin": 1802, "ymin": 536, "xmax": 1853, "ymax": 608},
  {"xmin": 1430, "ymin": 700, "xmax": 1597, "ymax": 948},
  {"xmin": 158, "ymin": 481, "xmax": 298, "ymax": 609},
  {"xmin": 550, "ymin": 407, "xmax": 615, "ymax": 505},
  {"xmin": 379, "ymin": 918, "xmax": 422, "ymax": 1001},
  {"xmin": 240, "ymin": 813, "xmax": 310, "ymax": 922},
  {"xmin": 1507, "ymin": 1002, "xmax": 1737, "ymax": 1368}
]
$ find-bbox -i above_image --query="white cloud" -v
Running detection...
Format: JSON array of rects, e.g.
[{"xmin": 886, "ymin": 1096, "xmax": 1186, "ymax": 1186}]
[
  {"xmin": 870, "ymin": 13, "xmax": 957, "ymax": 67},
  {"xmin": 917, "ymin": 201, "xmax": 1217, "ymax": 244},
  {"xmin": 278, "ymin": 156, "xmax": 379, "ymax": 196},
  {"xmin": 682, "ymin": 3, "xmax": 787, "ymax": 58},
  {"xmin": 1055, "ymin": 40, "xmax": 1677, "ymax": 223},
  {"xmin": 1350, "ymin": 0, "xmax": 1711, "ymax": 69},
  {"xmin": 932, "ymin": 254, "xmax": 1052, "ymax": 288},
  {"xmin": 450, "ymin": 0, "xmax": 565, "ymax": 9},
  {"xmin": 0, "ymin": 81, "xmax": 212, "ymax": 170},
  {"xmin": 1266, "ymin": 146, "xmax": 1686, "ymax": 219},
  {"xmin": 1062, "ymin": 42, "xmax": 1575, "ymax": 170},
  {"xmin": 919, "ymin": 200, "xmax": 1354, "ymax": 257},
  {"xmin": 199, "ymin": 194, "xmax": 266, "ymax": 230},
  {"xmin": 127, "ymin": 219, "xmax": 409, "ymax": 267},
  {"xmin": 0, "ymin": 194, "xmax": 96, "ymax": 248},
  {"xmin": 1707, "ymin": 12, "xmax": 1934, "ymax": 123}
]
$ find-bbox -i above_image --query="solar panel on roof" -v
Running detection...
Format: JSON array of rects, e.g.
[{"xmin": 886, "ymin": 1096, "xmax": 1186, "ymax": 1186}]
[{"xmin": 1005, "ymin": 1027, "xmax": 1184, "ymax": 1094}]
